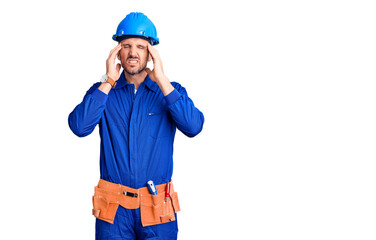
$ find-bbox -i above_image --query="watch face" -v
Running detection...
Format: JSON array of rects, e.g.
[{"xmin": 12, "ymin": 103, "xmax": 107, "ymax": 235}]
[{"xmin": 100, "ymin": 74, "xmax": 108, "ymax": 82}]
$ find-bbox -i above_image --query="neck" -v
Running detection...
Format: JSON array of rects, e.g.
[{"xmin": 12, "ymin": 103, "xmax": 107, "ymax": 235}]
[{"xmin": 124, "ymin": 71, "xmax": 147, "ymax": 90}]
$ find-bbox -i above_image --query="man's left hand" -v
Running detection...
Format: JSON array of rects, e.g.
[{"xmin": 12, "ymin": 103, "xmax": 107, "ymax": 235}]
[{"xmin": 145, "ymin": 43, "xmax": 167, "ymax": 83}]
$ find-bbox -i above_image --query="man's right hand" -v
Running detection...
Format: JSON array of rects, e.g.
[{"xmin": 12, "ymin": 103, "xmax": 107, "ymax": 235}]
[{"xmin": 106, "ymin": 43, "xmax": 122, "ymax": 81}]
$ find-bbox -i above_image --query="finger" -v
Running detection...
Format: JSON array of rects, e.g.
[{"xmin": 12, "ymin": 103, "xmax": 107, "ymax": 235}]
[
  {"xmin": 109, "ymin": 44, "xmax": 122, "ymax": 61},
  {"xmin": 149, "ymin": 44, "xmax": 163, "ymax": 72},
  {"xmin": 145, "ymin": 67, "xmax": 151, "ymax": 75},
  {"xmin": 108, "ymin": 43, "xmax": 120, "ymax": 56},
  {"xmin": 112, "ymin": 44, "xmax": 122, "ymax": 56},
  {"xmin": 109, "ymin": 43, "xmax": 122, "ymax": 58},
  {"xmin": 147, "ymin": 43, "xmax": 162, "ymax": 67},
  {"xmin": 146, "ymin": 44, "xmax": 164, "ymax": 73},
  {"xmin": 116, "ymin": 63, "xmax": 121, "ymax": 73},
  {"xmin": 158, "ymin": 53, "xmax": 164, "ymax": 72},
  {"xmin": 147, "ymin": 43, "xmax": 156, "ymax": 60}
]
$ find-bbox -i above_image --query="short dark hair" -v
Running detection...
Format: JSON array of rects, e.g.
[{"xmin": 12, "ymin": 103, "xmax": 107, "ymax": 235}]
[{"xmin": 117, "ymin": 35, "xmax": 153, "ymax": 45}]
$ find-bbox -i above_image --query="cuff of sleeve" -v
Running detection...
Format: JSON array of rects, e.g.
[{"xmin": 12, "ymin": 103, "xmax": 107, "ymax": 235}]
[
  {"xmin": 91, "ymin": 88, "xmax": 108, "ymax": 104},
  {"xmin": 164, "ymin": 89, "xmax": 182, "ymax": 105}
]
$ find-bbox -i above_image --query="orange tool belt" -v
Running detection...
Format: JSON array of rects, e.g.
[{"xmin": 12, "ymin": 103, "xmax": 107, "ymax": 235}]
[{"xmin": 92, "ymin": 179, "xmax": 181, "ymax": 227}]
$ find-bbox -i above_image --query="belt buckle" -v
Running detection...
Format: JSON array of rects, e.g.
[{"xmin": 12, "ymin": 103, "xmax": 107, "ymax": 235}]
[{"xmin": 123, "ymin": 190, "xmax": 138, "ymax": 198}]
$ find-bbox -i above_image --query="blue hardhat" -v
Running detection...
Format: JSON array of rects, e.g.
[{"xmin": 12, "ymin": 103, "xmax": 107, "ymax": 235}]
[{"xmin": 112, "ymin": 12, "xmax": 159, "ymax": 45}]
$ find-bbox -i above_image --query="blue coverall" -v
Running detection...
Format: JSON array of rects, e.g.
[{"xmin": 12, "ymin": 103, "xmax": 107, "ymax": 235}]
[{"xmin": 68, "ymin": 71, "xmax": 205, "ymax": 239}]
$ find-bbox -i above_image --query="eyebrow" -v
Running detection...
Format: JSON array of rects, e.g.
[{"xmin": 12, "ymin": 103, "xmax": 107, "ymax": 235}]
[{"xmin": 121, "ymin": 43, "xmax": 147, "ymax": 48}]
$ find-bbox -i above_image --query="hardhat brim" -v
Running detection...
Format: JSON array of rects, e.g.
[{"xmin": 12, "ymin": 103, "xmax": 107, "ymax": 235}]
[{"xmin": 112, "ymin": 34, "xmax": 159, "ymax": 46}]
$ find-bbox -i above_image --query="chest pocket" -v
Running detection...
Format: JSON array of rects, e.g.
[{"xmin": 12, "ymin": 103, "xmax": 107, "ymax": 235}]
[{"xmin": 147, "ymin": 106, "xmax": 171, "ymax": 139}]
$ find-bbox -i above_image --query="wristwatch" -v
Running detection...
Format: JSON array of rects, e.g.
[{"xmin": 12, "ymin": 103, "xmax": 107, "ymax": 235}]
[{"xmin": 101, "ymin": 74, "xmax": 116, "ymax": 88}]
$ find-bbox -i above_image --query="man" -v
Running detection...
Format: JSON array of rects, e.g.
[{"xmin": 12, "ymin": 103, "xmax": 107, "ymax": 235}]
[{"xmin": 68, "ymin": 12, "xmax": 204, "ymax": 240}]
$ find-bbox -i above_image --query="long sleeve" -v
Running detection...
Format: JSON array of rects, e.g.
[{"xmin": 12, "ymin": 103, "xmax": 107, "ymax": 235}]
[
  {"xmin": 68, "ymin": 82, "xmax": 108, "ymax": 137},
  {"xmin": 164, "ymin": 83, "xmax": 205, "ymax": 138}
]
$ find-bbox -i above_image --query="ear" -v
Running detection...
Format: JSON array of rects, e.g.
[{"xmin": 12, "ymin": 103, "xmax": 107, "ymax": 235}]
[
  {"xmin": 147, "ymin": 53, "xmax": 152, "ymax": 62},
  {"xmin": 117, "ymin": 52, "xmax": 121, "ymax": 60}
]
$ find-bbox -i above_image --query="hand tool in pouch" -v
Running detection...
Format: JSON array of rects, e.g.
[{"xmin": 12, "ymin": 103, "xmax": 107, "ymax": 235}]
[
  {"xmin": 165, "ymin": 182, "xmax": 171, "ymax": 202},
  {"xmin": 147, "ymin": 180, "xmax": 157, "ymax": 195}
]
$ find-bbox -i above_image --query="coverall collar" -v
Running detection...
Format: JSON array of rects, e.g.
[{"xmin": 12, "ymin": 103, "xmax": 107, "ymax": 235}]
[{"xmin": 114, "ymin": 71, "xmax": 158, "ymax": 92}]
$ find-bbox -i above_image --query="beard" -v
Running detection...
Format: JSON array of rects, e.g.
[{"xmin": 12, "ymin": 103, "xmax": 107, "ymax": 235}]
[{"xmin": 123, "ymin": 59, "xmax": 147, "ymax": 75}]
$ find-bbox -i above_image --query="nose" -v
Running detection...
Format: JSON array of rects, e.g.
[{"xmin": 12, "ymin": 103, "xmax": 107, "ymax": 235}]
[{"xmin": 128, "ymin": 47, "xmax": 138, "ymax": 58}]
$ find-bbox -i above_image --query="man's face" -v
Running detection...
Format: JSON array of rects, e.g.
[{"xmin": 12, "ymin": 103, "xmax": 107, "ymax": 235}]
[{"xmin": 118, "ymin": 38, "xmax": 151, "ymax": 75}]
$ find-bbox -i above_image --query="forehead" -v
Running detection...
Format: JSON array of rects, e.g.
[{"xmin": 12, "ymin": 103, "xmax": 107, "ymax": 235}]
[{"xmin": 120, "ymin": 37, "xmax": 149, "ymax": 46}]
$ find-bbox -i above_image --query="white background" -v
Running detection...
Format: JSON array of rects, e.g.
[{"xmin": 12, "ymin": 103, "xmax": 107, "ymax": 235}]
[{"xmin": 0, "ymin": 0, "xmax": 375, "ymax": 239}]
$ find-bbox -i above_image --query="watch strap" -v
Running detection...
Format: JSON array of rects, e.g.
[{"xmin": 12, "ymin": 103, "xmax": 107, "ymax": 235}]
[{"xmin": 106, "ymin": 76, "xmax": 116, "ymax": 88}]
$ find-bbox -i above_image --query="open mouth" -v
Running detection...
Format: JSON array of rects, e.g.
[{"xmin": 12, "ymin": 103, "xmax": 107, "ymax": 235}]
[{"xmin": 127, "ymin": 58, "xmax": 139, "ymax": 65}]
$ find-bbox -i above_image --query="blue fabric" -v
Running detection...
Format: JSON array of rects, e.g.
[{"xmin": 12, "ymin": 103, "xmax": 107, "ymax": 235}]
[
  {"xmin": 68, "ymin": 71, "xmax": 205, "ymax": 189},
  {"xmin": 95, "ymin": 206, "xmax": 178, "ymax": 240}
]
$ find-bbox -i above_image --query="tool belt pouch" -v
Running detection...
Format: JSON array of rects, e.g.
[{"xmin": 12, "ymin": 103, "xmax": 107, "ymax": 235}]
[
  {"xmin": 140, "ymin": 191, "xmax": 181, "ymax": 227},
  {"xmin": 92, "ymin": 186, "xmax": 119, "ymax": 224}
]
